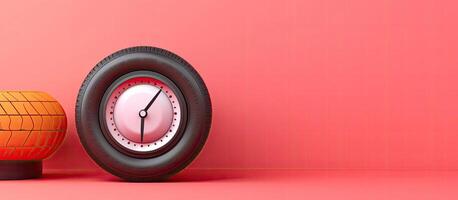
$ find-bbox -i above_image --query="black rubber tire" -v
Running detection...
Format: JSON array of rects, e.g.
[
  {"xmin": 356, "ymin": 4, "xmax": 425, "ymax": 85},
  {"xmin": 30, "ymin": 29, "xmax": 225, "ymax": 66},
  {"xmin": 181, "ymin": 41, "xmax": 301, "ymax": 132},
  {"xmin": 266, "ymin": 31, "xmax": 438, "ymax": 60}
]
[{"xmin": 75, "ymin": 46, "xmax": 212, "ymax": 181}]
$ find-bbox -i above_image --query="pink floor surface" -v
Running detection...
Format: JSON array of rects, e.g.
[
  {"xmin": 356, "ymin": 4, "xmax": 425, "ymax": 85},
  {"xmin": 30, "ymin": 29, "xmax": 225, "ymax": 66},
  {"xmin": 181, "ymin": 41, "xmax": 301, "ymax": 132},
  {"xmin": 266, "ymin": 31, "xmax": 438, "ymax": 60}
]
[{"xmin": 1, "ymin": 169, "xmax": 458, "ymax": 199}]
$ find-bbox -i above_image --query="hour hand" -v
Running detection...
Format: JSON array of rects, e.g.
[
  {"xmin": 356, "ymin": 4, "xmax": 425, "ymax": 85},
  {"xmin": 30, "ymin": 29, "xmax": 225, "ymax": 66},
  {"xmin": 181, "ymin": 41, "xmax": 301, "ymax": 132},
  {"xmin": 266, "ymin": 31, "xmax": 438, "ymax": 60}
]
[{"xmin": 144, "ymin": 89, "xmax": 162, "ymax": 111}]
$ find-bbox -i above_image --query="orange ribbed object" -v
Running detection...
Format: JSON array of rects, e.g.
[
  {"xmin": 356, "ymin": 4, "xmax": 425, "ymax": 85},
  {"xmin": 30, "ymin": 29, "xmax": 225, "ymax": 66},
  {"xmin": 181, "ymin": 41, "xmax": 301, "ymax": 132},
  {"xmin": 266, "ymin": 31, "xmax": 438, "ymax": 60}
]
[{"xmin": 0, "ymin": 91, "xmax": 66, "ymax": 179}]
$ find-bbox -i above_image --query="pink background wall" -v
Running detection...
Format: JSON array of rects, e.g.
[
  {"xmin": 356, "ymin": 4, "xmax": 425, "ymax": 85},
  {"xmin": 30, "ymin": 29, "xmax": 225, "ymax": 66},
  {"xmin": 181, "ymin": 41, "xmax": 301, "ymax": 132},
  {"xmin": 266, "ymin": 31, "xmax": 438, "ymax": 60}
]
[{"xmin": 0, "ymin": 0, "xmax": 457, "ymax": 170}]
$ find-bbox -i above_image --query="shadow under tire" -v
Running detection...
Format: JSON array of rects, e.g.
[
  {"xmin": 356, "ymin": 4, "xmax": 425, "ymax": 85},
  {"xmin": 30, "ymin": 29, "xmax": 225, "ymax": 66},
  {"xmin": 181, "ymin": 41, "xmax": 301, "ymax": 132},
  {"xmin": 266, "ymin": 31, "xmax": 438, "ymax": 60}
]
[{"xmin": 76, "ymin": 46, "xmax": 212, "ymax": 181}]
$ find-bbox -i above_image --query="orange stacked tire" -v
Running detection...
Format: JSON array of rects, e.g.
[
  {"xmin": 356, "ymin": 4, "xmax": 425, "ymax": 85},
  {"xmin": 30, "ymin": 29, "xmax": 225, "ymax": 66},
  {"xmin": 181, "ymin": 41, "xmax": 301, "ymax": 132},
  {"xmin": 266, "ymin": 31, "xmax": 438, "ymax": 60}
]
[{"xmin": 0, "ymin": 91, "xmax": 66, "ymax": 179}]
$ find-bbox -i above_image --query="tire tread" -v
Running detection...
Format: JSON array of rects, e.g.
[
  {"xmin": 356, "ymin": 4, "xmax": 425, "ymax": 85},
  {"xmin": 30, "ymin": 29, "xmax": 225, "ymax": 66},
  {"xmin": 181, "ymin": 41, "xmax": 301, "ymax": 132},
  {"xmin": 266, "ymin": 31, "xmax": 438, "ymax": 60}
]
[{"xmin": 0, "ymin": 91, "xmax": 66, "ymax": 160}]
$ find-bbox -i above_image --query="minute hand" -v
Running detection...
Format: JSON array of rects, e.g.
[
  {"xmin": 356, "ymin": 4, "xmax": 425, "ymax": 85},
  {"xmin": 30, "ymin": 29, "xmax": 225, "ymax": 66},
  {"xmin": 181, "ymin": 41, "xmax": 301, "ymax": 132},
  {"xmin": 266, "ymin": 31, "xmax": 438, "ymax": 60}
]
[{"xmin": 144, "ymin": 89, "xmax": 162, "ymax": 111}]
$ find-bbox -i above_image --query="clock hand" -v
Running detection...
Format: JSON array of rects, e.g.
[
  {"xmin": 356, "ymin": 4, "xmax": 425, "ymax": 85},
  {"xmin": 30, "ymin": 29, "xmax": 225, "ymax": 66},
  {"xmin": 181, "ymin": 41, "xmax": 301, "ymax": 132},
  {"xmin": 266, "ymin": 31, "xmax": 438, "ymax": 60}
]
[
  {"xmin": 139, "ymin": 89, "xmax": 162, "ymax": 142},
  {"xmin": 140, "ymin": 117, "xmax": 145, "ymax": 142},
  {"xmin": 144, "ymin": 89, "xmax": 162, "ymax": 112}
]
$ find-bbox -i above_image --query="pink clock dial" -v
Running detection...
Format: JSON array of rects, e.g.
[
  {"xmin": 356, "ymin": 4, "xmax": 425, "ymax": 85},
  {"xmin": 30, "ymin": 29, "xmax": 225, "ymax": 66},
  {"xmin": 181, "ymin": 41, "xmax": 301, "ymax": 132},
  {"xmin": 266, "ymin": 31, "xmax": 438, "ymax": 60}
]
[{"xmin": 104, "ymin": 76, "xmax": 182, "ymax": 152}]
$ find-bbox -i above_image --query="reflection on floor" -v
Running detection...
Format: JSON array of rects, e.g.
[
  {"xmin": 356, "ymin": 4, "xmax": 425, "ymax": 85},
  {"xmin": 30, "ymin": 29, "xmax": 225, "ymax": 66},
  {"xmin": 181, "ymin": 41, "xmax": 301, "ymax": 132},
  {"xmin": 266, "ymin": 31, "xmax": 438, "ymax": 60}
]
[{"xmin": 2, "ymin": 169, "xmax": 458, "ymax": 199}]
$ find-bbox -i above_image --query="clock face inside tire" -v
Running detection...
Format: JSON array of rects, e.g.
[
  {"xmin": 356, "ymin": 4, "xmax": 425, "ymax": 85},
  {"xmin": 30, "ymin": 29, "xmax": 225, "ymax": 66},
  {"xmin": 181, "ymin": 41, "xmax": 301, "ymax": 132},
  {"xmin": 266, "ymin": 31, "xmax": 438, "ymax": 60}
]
[
  {"xmin": 76, "ymin": 46, "xmax": 212, "ymax": 181},
  {"xmin": 101, "ymin": 72, "xmax": 187, "ymax": 156}
]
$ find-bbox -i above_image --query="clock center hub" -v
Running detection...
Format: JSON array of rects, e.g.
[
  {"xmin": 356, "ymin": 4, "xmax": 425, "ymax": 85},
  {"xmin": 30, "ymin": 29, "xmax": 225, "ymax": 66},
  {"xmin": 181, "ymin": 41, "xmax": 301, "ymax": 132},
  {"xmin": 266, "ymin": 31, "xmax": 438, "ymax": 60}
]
[{"xmin": 139, "ymin": 110, "xmax": 147, "ymax": 118}]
